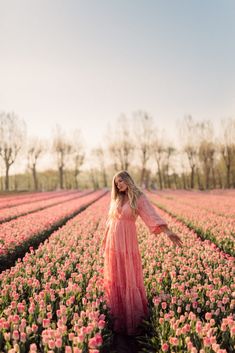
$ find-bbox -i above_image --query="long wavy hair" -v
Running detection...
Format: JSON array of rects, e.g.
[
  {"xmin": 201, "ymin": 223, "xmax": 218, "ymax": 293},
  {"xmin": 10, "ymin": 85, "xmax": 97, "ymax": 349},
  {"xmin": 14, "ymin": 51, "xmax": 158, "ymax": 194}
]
[{"xmin": 107, "ymin": 170, "xmax": 143, "ymax": 221}]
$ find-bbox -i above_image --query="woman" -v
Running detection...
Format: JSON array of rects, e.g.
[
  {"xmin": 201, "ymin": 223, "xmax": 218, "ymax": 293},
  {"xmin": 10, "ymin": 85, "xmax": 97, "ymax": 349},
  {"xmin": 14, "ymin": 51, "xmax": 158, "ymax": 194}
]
[{"xmin": 101, "ymin": 170, "xmax": 183, "ymax": 336}]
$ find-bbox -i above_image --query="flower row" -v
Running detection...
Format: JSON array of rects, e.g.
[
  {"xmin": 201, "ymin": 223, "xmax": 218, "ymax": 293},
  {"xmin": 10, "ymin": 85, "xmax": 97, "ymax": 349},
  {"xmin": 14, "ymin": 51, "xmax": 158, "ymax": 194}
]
[
  {"xmin": 136, "ymin": 198, "xmax": 235, "ymax": 352},
  {"xmin": 0, "ymin": 194, "xmax": 111, "ymax": 353},
  {"xmin": 154, "ymin": 190, "xmax": 235, "ymax": 218},
  {"xmin": 0, "ymin": 191, "xmax": 93, "ymax": 223},
  {"xmin": 0, "ymin": 190, "xmax": 76, "ymax": 210},
  {"xmin": 0, "ymin": 190, "xmax": 106, "ymax": 266},
  {"xmin": 147, "ymin": 191, "xmax": 235, "ymax": 256}
]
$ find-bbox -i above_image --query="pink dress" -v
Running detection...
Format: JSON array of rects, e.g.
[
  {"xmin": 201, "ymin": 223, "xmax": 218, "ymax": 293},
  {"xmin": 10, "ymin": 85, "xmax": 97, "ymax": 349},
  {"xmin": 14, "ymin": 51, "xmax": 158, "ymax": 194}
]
[{"xmin": 103, "ymin": 193, "xmax": 168, "ymax": 335}]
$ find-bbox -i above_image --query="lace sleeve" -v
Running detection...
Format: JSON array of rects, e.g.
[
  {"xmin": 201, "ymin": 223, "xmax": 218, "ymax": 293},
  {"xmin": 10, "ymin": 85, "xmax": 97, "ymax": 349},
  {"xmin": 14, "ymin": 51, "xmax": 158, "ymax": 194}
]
[{"xmin": 137, "ymin": 193, "xmax": 168, "ymax": 234}]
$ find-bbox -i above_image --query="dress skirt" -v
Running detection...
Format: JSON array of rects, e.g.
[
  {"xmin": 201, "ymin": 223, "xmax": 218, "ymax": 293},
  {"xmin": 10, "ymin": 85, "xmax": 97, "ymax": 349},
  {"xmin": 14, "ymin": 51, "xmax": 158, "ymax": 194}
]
[{"xmin": 103, "ymin": 217, "xmax": 149, "ymax": 335}]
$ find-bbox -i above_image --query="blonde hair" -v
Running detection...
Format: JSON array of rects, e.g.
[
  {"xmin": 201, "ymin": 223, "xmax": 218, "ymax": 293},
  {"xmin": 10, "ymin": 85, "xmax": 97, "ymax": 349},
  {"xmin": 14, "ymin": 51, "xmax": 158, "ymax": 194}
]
[{"xmin": 107, "ymin": 170, "xmax": 143, "ymax": 221}]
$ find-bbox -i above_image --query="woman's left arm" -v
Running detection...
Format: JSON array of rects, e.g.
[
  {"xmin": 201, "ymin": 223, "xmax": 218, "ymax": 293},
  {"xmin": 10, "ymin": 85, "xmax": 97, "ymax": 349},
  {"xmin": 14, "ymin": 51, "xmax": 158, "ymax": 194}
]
[{"xmin": 138, "ymin": 194, "xmax": 183, "ymax": 247}]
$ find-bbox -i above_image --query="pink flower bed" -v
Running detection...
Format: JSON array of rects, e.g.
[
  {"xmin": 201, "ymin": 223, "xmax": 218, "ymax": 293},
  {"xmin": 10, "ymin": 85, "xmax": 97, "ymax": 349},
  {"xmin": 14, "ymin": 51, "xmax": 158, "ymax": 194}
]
[
  {"xmin": 154, "ymin": 189, "xmax": 235, "ymax": 218},
  {"xmin": 0, "ymin": 190, "xmax": 106, "ymax": 259},
  {"xmin": 0, "ymin": 194, "xmax": 110, "ymax": 352},
  {"xmin": 147, "ymin": 191, "xmax": 235, "ymax": 256},
  {"xmin": 136, "ymin": 200, "xmax": 235, "ymax": 352},
  {"xmin": 0, "ymin": 191, "xmax": 234, "ymax": 352},
  {"xmin": 0, "ymin": 190, "xmax": 77, "ymax": 210},
  {"xmin": 0, "ymin": 190, "xmax": 92, "ymax": 223}
]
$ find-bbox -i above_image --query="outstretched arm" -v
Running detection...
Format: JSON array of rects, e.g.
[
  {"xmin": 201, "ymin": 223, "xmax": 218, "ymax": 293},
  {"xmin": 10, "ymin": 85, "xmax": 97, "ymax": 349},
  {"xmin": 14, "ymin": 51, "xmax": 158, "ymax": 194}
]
[{"xmin": 138, "ymin": 194, "xmax": 183, "ymax": 247}]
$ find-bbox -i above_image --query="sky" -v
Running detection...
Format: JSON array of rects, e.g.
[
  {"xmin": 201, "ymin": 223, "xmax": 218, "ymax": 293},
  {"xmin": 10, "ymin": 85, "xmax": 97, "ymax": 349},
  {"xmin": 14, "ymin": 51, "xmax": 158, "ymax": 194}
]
[{"xmin": 0, "ymin": 0, "xmax": 235, "ymax": 172}]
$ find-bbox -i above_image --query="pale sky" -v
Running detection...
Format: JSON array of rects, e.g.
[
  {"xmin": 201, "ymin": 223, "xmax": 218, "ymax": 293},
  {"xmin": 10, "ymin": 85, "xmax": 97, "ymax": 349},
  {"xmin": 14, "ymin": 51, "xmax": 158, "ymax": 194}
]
[{"xmin": 0, "ymin": 0, "xmax": 235, "ymax": 172}]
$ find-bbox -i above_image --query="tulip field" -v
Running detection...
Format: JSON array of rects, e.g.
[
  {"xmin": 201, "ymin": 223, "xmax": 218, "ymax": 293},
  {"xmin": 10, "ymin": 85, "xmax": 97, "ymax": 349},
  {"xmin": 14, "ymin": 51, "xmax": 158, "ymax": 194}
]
[{"xmin": 0, "ymin": 190, "xmax": 234, "ymax": 353}]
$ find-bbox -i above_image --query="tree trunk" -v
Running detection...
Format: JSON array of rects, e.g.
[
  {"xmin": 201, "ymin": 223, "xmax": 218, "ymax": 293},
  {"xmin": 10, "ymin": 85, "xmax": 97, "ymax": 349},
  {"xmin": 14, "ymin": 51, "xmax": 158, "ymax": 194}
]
[
  {"xmin": 5, "ymin": 164, "xmax": 10, "ymax": 191},
  {"xmin": 182, "ymin": 173, "xmax": 186, "ymax": 189},
  {"xmin": 196, "ymin": 168, "xmax": 203, "ymax": 190},
  {"xmin": 102, "ymin": 170, "xmax": 108, "ymax": 187},
  {"xmin": 217, "ymin": 169, "xmax": 223, "ymax": 189},
  {"xmin": 156, "ymin": 159, "xmax": 163, "ymax": 189},
  {"xmin": 162, "ymin": 172, "xmax": 167, "ymax": 189},
  {"xmin": 173, "ymin": 173, "xmax": 178, "ymax": 189},
  {"xmin": 211, "ymin": 167, "xmax": 216, "ymax": 189},
  {"xmin": 74, "ymin": 170, "xmax": 79, "ymax": 189},
  {"xmin": 205, "ymin": 166, "xmax": 210, "ymax": 190},
  {"xmin": 190, "ymin": 165, "xmax": 195, "ymax": 189},
  {"xmin": 166, "ymin": 165, "xmax": 171, "ymax": 188},
  {"xmin": 59, "ymin": 166, "xmax": 64, "ymax": 189},
  {"xmin": 32, "ymin": 165, "xmax": 38, "ymax": 191},
  {"xmin": 226, "ymin": 163, "xmax": 231, "ymax": 188}
]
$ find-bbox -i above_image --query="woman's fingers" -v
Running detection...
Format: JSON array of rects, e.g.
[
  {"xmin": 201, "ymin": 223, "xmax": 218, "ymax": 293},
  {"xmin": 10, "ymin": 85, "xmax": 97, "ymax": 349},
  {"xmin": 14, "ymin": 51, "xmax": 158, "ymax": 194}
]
[{"xmin": 170, "ymin": 233, "xmax": 183, "ymax": 247}]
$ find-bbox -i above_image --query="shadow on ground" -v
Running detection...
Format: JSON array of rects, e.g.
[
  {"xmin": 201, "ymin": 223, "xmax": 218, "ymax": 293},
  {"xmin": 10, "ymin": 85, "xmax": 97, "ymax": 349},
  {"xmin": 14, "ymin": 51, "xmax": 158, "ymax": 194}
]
[
  {"xmin": 103, "ymin": 332, "xmax": 142, "ymax": 353},
  {"xmin": 101, "ymin": 329, "xmax": 153, "ymax": 353}
]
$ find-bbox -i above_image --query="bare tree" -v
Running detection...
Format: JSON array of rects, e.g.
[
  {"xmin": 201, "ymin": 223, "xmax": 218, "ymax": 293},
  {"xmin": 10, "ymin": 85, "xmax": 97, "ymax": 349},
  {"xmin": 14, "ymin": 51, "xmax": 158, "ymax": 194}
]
[
  {"xmin": 133, "ymin": 110, "xmax": 156, "ymax": 186},
  {"xmin": 219, "ymin": 118, "xmax": 235, "ymax": 188},
  {"xmin": 107, "ymin": 115, "xmax": 134, "ymax": 172},
  {"xmin": 52, "ymin": 125, "xmax": 73, "ymax": 189},
  {"xmin": 197, "ymin": 120, "xmax": 216, "ymax": 189},
  {"xmin": 71, "ymin": 129, "xmax": 85, "ymax": 189},
  {"xmin": 91, "ymin": 147, "xmax": 108, "ymax": 187},
  {"xmin": 27, "ymin": 137, "xmax": 46, "ymax": 190},
  {"xmin": 199, "ymin": 141, "xmax": 216, "ymax": 189},
  {"xmin": 179, "ymin": 115, "xmax": 201, "ymax": 189},
  {"xmin": 152, "ymin": 138, "xmax": 165, "ymax": 189},
  {"xmin": 179, "ymin": 157, "xmax": 190, "ymax": 189},
  {"xmin": 0, "ymin": 111, "xmax": 26, "ymax": 191},
  {"xmin": 165, "ymin": 146, "xmax": 176, "ymax": 188},
  {"xmin": 89, "ymin": 168, "xmax": 99, "ymax": 189}
]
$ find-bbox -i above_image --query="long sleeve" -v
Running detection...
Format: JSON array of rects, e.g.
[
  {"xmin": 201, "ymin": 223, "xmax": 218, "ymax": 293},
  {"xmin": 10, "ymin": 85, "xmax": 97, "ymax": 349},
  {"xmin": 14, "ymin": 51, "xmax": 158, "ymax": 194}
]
[{"xmin": 137, "ymin": 193, "xmax": 168, "ymax": 234}]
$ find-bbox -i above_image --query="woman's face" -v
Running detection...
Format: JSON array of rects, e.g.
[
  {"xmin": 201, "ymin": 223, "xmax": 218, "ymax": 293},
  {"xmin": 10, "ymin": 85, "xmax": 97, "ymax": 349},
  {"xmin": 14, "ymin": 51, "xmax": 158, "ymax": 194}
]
[{"xmin": 115, "ymin": 176, "xmax": 128, "ymax": 193}]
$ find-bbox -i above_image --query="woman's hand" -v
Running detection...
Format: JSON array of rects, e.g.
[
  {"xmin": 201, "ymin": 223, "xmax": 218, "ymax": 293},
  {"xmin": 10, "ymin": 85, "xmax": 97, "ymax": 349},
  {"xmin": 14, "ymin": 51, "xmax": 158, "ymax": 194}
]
[{"xmin": 165, "ymin": 228, "xmax": 183, "ymax": 247}]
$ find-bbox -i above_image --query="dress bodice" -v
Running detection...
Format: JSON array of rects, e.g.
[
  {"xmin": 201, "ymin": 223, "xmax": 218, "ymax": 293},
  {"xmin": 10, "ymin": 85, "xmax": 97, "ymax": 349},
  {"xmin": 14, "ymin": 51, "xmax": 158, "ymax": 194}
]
[
  {"xmin": 109, "ymin": 193, "xmax": 168, "ymax": 233},
  {"xmin": 115, "ymin": 201, "xmax": 137, "ymax": 221}
]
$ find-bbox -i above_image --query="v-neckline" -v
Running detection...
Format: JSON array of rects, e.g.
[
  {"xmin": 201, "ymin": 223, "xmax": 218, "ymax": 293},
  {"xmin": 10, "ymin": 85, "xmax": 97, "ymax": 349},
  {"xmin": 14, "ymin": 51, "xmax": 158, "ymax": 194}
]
[{"xmin": 121, "ymin": 199, "xmax": 129, "ymax": 208}]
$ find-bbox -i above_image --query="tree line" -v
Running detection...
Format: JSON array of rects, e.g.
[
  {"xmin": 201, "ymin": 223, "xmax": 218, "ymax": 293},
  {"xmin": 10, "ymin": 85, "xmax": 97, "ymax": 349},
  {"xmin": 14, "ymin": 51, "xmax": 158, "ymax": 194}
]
[{"xmin": 0, "ymin": 110, "xmax": 235, "ymax": 192}]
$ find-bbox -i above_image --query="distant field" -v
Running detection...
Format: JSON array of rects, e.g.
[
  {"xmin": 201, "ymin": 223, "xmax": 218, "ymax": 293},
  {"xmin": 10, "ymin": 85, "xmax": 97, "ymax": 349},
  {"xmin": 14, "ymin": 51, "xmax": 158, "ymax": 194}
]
[{"xmin": 0, "ymin": 190, "xmax": 234, "ymax": 353}]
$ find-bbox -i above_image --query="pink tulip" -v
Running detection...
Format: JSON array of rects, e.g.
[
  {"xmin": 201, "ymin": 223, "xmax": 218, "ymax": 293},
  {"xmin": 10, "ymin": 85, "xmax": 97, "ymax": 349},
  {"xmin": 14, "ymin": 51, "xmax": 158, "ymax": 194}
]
[
  {"xmin": 12, "ymin": 330, "xmax": 20, "ymax": 340},
  {"xmin": 94, "ymin": 333, "xmax": 103, "ymax": 346},
  {"xmin": 42, "ymin": 319, "xmax": 50, "ymax": 328},
  {"xmin": 3, "ymin": 332, "xmax": 11, "ymax": 341},
  {"xmin": 88, "ymin": 337, "xmax": 97, "ymax": 348},
  {"xmin": 68, "ymin": 332, "xmax": 74, "ymax": 341},
  {"xmin": 12, "ymin": 315, "xmax": 20, "ymax": 324},
  {"xmin": 48, "ymin": 339, "xmax": 55, "ymax": 349},
  {"xmin": 203, "ymin": 337, "xmax": 211, "ymax": 347},
  {"xmin": 190, "ymin": 348, "xmax": 197, "ymax": 353},
  {"xmin": 73, "ymin": 348, "xmax": 82, "ymax": 353},
  {"xmin": 169, "ymin": 336, "xmax": 179, "ymax": 346},
  {"xmin": 205, "ymin": 312, "xmax": 212, "ymax": 321},
  {"xmin": 98, "ymin": 319, "xmax": 105, "ymax": 329},
  {"xmin": 17, "ymin": 303, "xmax": 25, "ymax": 313},
  {"xmin": 20, "ymin": 332, "xmax": 27, "ymax": 343},
  {"xmin": 162, "ymin": 342, "xmax": 169, "ymax": 351},
  {"xmin": 29, "ymin": 343, "xmax": 37, "ymax": 352},
  {"xmin": 55, "ymin": 338, "xmax": 62, "ymax": 348}
]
